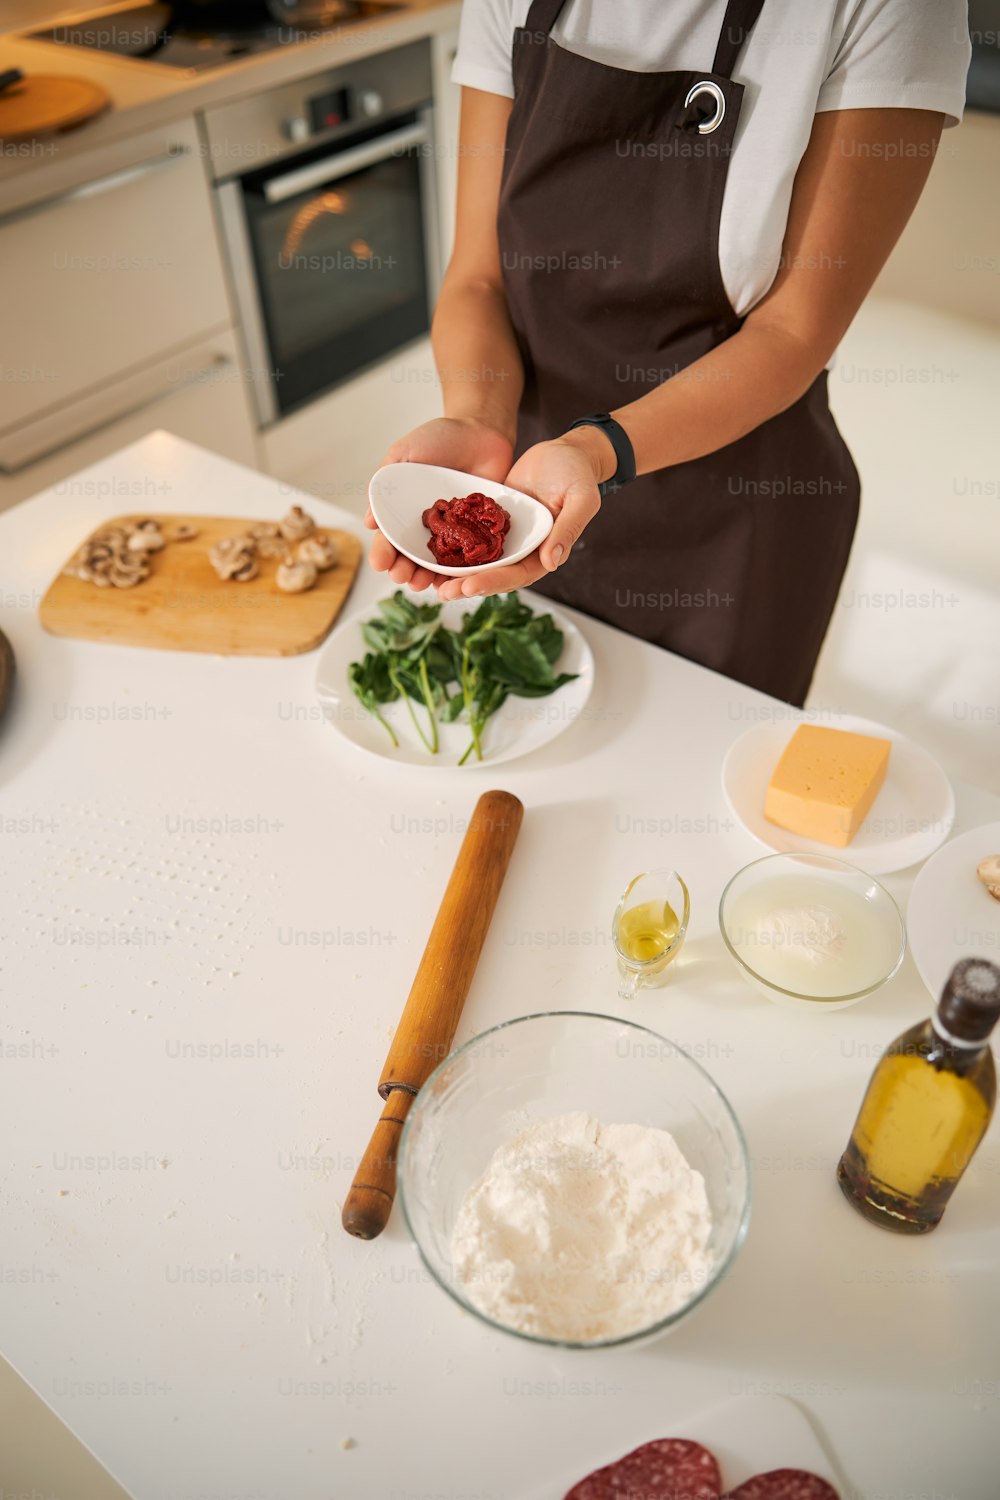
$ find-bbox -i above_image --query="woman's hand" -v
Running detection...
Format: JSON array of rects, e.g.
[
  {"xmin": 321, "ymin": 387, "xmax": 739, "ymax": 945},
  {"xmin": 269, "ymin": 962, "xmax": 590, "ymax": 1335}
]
[
  {"xmin": 434, "ymin": 429, "xmax": 611, "ymax": 601},
  {"xmin": 365, "ymin": 417, "xmax": 514, "ymax": 591}
]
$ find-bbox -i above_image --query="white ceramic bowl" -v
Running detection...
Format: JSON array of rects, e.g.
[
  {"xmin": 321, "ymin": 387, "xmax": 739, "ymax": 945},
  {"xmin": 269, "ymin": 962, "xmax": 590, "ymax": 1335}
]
[
  {"xmin": 398, "ymin": 1011, "xmax": 751, "ymax": 1350},
  {"xmin": 368, "ymin": 462, "xmax": 553, "ymax": 577}
]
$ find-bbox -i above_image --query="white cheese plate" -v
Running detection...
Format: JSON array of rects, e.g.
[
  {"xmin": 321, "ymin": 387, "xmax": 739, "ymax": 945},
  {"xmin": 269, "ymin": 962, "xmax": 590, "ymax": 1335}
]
[
  {"xmin": 722, "ymin": 712, "xmax": 954, "ymax": 875},
  {"xmin": 314, "ymin": 592, "xmax": 594, "ymax": 768},
  {"xmin": 906, "ymin": 820, "xmax": 1000, "ymax": 997},
  {"xmin": 518, "ymin": 1394, "xmax": 845, "ymax": 1499}
]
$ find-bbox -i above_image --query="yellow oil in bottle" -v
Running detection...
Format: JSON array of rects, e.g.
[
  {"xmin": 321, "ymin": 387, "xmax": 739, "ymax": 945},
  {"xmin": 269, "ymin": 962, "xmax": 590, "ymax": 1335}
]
[
  {"xmin": 849, "ymin": 1051, "xmax": 990, "ymax": 1198},
  {"xmin": 837, "ymin": 959, "xmax": 1000, "ymax": 1233},
  {"xmin": 616, "ymin": 899, "xmax": 680, "ymax": 963}
]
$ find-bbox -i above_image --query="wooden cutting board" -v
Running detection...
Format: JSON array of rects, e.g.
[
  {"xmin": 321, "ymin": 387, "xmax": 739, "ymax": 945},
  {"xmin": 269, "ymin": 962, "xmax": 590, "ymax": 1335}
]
[
  {"xmin": 39, "ymin": 514, "xmax": 363, "ymax": 657},
  {"xmin": 0, "ymin": 76, "xmax": 111, "ymax": 140}
]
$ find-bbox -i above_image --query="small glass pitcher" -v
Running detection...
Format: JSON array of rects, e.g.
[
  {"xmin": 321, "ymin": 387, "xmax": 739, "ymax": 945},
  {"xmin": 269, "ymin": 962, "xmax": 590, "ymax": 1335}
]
[{"xmin": 612, "ymin": 869, "xmax": 690, "ymax": 1001}]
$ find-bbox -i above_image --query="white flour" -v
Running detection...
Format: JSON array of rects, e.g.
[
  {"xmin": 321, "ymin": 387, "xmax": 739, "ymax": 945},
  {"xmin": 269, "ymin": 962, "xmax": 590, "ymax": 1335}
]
[
  {"xmin": 752, "ymin": 905, "xmax": 847, "ymax": 967},
  {"xmin": 450, "ymin": 1112, "xmax": 712, "ymax": 1341}
]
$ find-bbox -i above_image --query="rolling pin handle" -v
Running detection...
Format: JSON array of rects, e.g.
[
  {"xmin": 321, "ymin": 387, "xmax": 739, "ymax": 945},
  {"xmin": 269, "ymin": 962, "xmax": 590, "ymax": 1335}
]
[{"xmin": 341, "ymin": 1090, "xmax": 415, "ymax": 1241}]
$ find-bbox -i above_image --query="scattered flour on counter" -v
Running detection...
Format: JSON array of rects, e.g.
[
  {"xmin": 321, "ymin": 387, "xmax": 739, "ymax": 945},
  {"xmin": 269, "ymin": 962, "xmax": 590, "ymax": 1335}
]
[{"xmin": 450, "ymin": 1112, "xmax": 712, "ymax": 1342}]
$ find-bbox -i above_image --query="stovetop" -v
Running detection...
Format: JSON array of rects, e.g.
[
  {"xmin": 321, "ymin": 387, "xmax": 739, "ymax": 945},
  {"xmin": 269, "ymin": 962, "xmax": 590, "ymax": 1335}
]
[{"xmin": 27, "ymin": 2, "xmax": 403, "ymax": 71}]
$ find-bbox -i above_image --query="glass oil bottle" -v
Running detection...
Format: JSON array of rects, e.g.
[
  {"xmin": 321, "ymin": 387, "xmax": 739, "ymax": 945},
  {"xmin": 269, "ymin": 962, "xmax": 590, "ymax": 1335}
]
[{"xmin": 837, "ymin": 958, "xmax": 1000, "ymax": 1233}]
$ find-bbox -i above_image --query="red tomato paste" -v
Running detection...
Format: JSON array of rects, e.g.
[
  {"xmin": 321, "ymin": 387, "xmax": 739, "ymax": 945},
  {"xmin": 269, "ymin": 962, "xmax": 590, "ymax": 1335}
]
[{"xmin": 422, "ymin": 493, "xmax": 511, "ymax": 566}]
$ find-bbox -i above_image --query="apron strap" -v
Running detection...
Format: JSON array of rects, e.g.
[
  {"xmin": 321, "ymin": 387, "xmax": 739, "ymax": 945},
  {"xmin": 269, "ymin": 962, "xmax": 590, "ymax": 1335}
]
[
  {"xmin": 712, "ymin": 0, "xmax": 766, "ymax": 78},
  {"xmin": 523, "ymin": 0, "xmax": 567, "ymax": 36}
]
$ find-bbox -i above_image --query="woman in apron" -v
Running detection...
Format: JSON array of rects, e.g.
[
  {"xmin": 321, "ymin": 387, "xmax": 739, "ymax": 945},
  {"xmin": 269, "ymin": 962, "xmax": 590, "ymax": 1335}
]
[{"xmin": 367, "ymin": 0, "xmax": 969, "ymax": 705}]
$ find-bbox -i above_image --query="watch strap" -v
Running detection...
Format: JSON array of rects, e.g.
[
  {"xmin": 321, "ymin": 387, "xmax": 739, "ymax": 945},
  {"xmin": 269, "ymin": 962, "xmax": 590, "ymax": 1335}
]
[{"xmin": 568, "ymin": 412, "xmax": 637, "ymax": 496}]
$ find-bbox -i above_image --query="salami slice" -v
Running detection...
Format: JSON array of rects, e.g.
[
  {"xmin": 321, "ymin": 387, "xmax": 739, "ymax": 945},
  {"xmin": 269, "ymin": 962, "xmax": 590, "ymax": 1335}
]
[
  {"xmin": 564, "ymin": 1437, "xmax": 722, "ymax": 1500},
  {"xmin": 723, "ymin": 1470, "xmax": 840, "ymax": 1500}
]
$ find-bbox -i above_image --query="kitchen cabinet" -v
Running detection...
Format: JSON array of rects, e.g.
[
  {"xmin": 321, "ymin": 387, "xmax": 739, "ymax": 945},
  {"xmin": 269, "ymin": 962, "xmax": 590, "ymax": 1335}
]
[
  {"xmin": 0, "ymin": 117, "xmax": 231, "ymax": 429},
  {"xmin": 0, "ymin": 114, "xmax": 257, "ymax": 508},
  {"xmin": 0, "ymin": 328, "xmax": 257, "ymax": 509}
]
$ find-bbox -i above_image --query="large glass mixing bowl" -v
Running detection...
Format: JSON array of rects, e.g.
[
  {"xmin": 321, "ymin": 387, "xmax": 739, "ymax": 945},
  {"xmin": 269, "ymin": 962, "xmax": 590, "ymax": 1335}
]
[{"xmin": 398, "ymin": 1010, "xmax": 750, "ymax": 1350}]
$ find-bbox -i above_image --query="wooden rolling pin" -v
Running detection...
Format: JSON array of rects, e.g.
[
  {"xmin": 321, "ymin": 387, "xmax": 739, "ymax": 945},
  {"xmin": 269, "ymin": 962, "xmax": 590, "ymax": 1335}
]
[{"xmin": 342, "ymin": 789, "xmax": 524, "ymax": 1240}]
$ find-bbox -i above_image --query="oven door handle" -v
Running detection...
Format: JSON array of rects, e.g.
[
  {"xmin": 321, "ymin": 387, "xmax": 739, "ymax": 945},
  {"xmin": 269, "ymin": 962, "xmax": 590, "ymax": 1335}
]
[{"xmin": 261, "ymin": 121, "xmax": 430, "ymax": 204}]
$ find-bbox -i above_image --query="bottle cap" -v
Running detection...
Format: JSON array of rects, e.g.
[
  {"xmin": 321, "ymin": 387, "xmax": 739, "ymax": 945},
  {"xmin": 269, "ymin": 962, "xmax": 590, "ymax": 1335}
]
[{"xmin": 937, "ymin": 958, "xmax": 1000, "ymax": 1043}]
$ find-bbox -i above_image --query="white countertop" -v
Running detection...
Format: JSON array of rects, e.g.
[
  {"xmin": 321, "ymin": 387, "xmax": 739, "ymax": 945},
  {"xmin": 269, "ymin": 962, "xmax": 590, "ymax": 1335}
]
[
  {"xmin": 0, "ymin": 0, "xmax": 460, "ymax": 206},
  {"xmin": 0, "ymin": 433, "xmax": 997, "ymax": 1500}
]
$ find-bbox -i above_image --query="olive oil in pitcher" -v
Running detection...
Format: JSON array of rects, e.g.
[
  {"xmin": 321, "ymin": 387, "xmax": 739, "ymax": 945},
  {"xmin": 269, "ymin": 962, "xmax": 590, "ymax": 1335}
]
[
  {"xmin": 612, "ymin": 870, "xmax": 690, "ymax": 1000},
  {"xmin": 837, "ymin": 958, "xmax": 1000, "ymax": 1233},
  {"xmin": 616, "ymin": 900, "xmax": 681, "ymax": 962}
]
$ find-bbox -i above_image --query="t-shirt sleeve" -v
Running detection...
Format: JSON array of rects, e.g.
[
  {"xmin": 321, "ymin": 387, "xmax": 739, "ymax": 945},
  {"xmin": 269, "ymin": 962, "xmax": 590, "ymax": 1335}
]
[
  {"xmin": 817, "ymin": 0, "xmax": 971, "ymax": 126},
  {"xmin": 451, "ymin": 0, "xmax": 517, "ymax": 98}
]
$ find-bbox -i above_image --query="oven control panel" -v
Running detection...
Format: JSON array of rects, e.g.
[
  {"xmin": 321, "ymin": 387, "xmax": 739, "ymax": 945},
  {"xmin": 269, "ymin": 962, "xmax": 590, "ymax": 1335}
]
[
  {"xmin": 203, "ymin": 40, "xmax": 431, "ymax": 182},
  {"xmin": 308, "ymin": 85, "xmax": 352, "ymax": 134}
]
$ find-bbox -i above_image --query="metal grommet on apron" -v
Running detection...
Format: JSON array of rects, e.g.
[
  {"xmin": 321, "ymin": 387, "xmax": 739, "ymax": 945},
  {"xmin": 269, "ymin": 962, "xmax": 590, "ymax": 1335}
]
[
  {"xmin": 684, "ymin": 80, "xmax": 727, "ymax": 133},
  {"xmin": 497, "ymin": 0, "xmax": 861, "ymax": 707}
]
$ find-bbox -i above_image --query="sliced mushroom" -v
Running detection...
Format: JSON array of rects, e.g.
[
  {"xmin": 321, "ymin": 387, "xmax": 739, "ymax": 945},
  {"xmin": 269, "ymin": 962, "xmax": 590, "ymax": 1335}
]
[
  {"xmin": 66, "ymin": 537, "xmax": 117, "ymax": 585},
  {"xmin": 297, "ymin": 533, "xmax": 338, "ymax": 571},
  {"xmin": 279, "ymin": 505, "xmax": 316, "ymax": 542},
  {"xmin": 249, "ymin": 523, "xmax": 285, "ymax": 558},
  {"xmin": 977, "ymin": 856, "xmax": 1000, "ymax": 903},
  {"xmin": 127, "ymin": 521, "xmax": 166, "ymax": 553},
  {"xmin": 64, "ymin": 561, "xmax": 113, "ymax": 587},
  {"xmin": 275, "ymin": 552, "xmax": 317, "ymax": 594},
  {"xmin": 210, "ymin": 535, "xmax": 259, "ymax": 582},
  {"xmin": 109, "ymin": 542, "xmax": 150, "ymax": 581},
  {"xmin": 108, "ymin": 562, "xmax": 150, "ymax": 588},
  {"xmin": 65, "ymin": 516, "xmax": 173, "ymax": 590},
  {"xmin": 90, "ymin": 524, "xmax": 129, "ymax": 547},
  {"xmin": 168, "ymin": 524, "xmax": 199, "ymax": 543}
]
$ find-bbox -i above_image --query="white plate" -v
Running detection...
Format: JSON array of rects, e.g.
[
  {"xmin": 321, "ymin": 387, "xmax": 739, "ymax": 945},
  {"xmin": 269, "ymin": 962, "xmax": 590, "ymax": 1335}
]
[
  {"xmin": 907, "ymin": 820, "xmax": 1000, "ymax": 997},
  {"xmin": 368, "ymin": 462, "xmax": 553, "ymax": 577},
  {"xmin": 722, "ymin": 712, "xmax": 955, "ymax": 875},
  {"xmin": 519, "ymin": 1394, "xmax": 843, "ymax": 1499},
  {"xmin": 314, "ymin": 592, "xmax": 594, "ymax": 768}
]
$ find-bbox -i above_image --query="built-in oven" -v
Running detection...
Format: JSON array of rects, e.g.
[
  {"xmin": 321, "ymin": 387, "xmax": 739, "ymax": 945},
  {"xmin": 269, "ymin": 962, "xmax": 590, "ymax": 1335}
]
[{"xmin": 210, "ymin": 41, "xmax": 439, "ymax": 426}]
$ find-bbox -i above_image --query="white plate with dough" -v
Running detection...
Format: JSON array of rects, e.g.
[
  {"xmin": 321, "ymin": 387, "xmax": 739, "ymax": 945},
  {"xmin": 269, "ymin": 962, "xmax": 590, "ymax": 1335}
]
[
  {"xmin": 906, "ymin": 821, "xmax": 1000, "ymax": 997},
  {"xmin": 722, "ymin": 712, "xmax": 955, "ymax": 875},
  {"xmin": 314, "ymin": 591, "xmax": 594, "ymax": 768}
]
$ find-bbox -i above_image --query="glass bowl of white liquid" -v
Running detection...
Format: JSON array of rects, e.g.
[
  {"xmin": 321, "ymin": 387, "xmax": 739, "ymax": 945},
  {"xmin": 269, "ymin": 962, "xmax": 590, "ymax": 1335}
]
[{"xmin": 719, "ymin": 852, "xmax": 905, "ymax": 1011}]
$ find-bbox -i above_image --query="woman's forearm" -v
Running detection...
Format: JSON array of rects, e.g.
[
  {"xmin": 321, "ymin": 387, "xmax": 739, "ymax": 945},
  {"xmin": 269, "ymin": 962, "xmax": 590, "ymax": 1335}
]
[
  {"xmin": 431, "ymin": 276, "xmax": 524, "ymax": 446},
  {"xmin": 609, "ymin": 320, "xmax": 824, "ymax": 478}
]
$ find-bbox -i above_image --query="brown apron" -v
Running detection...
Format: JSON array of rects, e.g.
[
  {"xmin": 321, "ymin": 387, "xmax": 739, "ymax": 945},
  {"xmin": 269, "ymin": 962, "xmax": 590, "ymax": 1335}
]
[{"xmin": 497, "ymin": 0, "xmax": 860, "ymax": 706}]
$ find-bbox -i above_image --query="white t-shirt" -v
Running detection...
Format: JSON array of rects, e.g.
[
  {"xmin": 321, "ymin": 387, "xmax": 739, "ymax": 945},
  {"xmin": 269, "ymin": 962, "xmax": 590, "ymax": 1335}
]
[{"xmin": 452, "ymin": 0, "xmax": 971, "ymax": 315}]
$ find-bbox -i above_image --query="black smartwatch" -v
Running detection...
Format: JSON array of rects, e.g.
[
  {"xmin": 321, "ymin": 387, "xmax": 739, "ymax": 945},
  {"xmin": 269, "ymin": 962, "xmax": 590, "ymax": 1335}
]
[{"xmin": 568, "ymin": 412, "xmax": 637, "ymax": 496}]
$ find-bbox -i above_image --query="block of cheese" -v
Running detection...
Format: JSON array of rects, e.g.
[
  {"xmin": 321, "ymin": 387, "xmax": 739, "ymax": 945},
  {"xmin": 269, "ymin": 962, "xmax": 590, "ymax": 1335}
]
[{"xmin": 764, "ymin": 724, "xmax": 892, "ymax": 848}]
